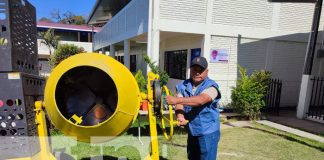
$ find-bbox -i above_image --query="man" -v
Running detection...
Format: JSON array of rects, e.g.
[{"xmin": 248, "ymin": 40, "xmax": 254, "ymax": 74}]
[{"xmin": 165, "ymin": 56, "xmax": 221, "ymax": 160}]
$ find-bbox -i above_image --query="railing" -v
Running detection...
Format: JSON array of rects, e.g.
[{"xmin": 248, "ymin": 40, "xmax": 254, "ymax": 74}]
[
  {"xmin": 307, "ymin": 76, "xmax": 324, "ymax": 121},
  {"xmin": 264, "ymin": 79, "xmax": 282, "ymax": 115}
]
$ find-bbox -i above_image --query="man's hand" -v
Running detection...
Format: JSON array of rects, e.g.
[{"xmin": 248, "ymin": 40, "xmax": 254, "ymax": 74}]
[
  {"xmin": 176, "ymin": 113, "xmax": 188, "ymax": 127},
  {"xmin": 165, "ymin": 95, "xmax": 178, "ymax": 105}
]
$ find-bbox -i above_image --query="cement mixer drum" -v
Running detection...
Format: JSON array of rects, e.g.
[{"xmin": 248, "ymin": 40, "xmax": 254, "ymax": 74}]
[{"xmin": 44, "ymin": 53, "xmax": 141, "ymax": 143}]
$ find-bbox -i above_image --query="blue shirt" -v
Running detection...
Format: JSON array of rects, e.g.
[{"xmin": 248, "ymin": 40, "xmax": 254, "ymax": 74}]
[{"xmin": 176, "ymin": 77, "xmax": 221, "ymax": 136}]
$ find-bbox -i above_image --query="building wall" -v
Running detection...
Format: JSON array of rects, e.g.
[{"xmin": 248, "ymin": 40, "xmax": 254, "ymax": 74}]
[
  {"xmin": 209, "ymin": 36, "xmax": 238, "ymax": 106},
  {"xmin": 160, "ymin": 35, "xmax": 309, "ymax": 107},
  {"xmin": 156, "ymin": 0, "xmax": 324, "ymax": 107},
  {"xmin": 92, "ymin": 0, "xmax": 324, "ymax": 107},
  {"xmin": 160, "ymin": 34, "xmax": 305, "ymax": 106},
  {"xmin": 160, "ymin": 34, "xmax": 203, "ymax": 93},
  {"xmin": 159, "ymin": 0, "xmax": 322, "ymax": 32},
  {"xmin": 236, "ymin": 37, "xmax": 308, "ymax": 106},
  {"xmin": 37, "ymin": 39, "xmax": 93, "ymax": 56},
  {"xmin": 60, "ymin": 41, "xmax": 93, "ymax": 52},
  {"xmin": 159, "ymin": 0, "xmax": 207, "ymax": 23},
  {"xmin": 211, "ymin": 0, "xmax": 273, "ymax": 29}
]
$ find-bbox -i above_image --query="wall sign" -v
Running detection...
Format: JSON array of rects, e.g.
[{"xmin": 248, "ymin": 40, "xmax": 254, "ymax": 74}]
[{"xmin": 210, "ymin": 49, "xmax": 229, "ymax": 63}]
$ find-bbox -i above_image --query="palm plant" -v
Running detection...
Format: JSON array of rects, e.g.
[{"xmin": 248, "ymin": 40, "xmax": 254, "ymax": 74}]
[{"xmin": 38, "ymin": 28, "xmax": 60, "ymax": 55}]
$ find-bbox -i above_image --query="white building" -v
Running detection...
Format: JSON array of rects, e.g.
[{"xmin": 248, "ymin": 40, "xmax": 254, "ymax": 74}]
[
  {"xmin": 37, "ymin": 21, "xmax": 100, "ymax": 76},
  {"xmin": 87, "ymin": 0, "xmax": 324, "ymax": 121}
]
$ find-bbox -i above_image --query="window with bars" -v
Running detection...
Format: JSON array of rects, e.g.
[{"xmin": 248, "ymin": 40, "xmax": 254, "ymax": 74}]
[
  {"xmin": 116, "ymin": 56, "xmax": 124, "ymax": 64},
  {"xmin": 164, "ymin": 50, "xmax": 187, "ymax": 80}
]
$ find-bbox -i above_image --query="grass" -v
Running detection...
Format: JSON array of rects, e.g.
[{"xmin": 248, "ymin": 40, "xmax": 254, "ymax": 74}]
[
  {"xmin": 49, "ymin": 118, "xmax": 324, "ymax": 160},
  {"xmin": 218, "ymin": 122, "xmax": 324, "ymax": 160}
]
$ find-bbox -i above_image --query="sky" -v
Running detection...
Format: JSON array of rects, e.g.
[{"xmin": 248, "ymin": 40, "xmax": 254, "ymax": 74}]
[{"xmin": 29, "ymin": 0, "xmax": 96, "ymax": 21}]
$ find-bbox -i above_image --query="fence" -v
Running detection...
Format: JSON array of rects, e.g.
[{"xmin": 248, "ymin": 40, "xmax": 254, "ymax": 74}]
[
  {"xmin": 264, "ymin": 79, "xmax": 282, "ymax": 115},
  {"xmin": 307, "ymin": 76, "xmax": 324, "ymax": 121}
]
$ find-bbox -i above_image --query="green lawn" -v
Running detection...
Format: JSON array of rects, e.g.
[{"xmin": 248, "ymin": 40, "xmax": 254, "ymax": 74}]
[
  {"xmin": 218, "ymin": 123, "xmax": 324, "ymax": 160},
  {"xmin": 50, "ymin": 120, "xmax": 324, "ymax": 160}
]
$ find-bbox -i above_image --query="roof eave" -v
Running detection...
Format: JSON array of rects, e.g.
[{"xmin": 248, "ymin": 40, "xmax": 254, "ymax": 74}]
[{"xmin": 86, "ymin": 0, "xmax": 102, "ymax": 25}]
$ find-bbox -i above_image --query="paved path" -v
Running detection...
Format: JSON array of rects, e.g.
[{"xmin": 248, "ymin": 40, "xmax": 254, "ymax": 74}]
[
  {"xmin": 257, "ymin": 120, "xmax": 324, "ymax": 143},
  {"xmin": 265, "ymin": 110, "xmax": 324, "ymax": 136}
]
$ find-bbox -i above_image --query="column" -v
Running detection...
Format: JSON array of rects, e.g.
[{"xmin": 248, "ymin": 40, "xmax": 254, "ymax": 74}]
[
  {"xmin": 110, "ymin": 44, "xmax": 115, "ymax": 58},
  {"xmin": 77, "ymin": 32, "xmax": 81, "ymax": 42},
  {"xmin": 297, "ymin": 75, "xmax": 313, "ymax": 119},
  {"xmin": 124, "ymin": 40, "xmax": 130, "ymax": 69},
  {"xmin": 101, "ymin": 48, "xmax": 106, "ymax": 55}
]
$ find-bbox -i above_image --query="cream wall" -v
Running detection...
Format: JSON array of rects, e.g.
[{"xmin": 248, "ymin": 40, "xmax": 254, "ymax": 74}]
[
  {"xmin": 155, "ymin": 0, "xmax": 323, "ymax": 107},
  {"xmin": 161, "ymin": 33, "xmax": 312, "ymax": 106},
  {"xmin": 208, "ymin": 36, "xmax": 238, "ymax": 106},
  {"xmin": 160, "ymin": 34, "xmax": 203, "ymax": 94},
  {"xmin": 236, "ymin": 37, "xmax": 308, "ymax": 107},
  {"xmin": 37, "ymin": 39, "xmax": 93, "ymax": 56}
]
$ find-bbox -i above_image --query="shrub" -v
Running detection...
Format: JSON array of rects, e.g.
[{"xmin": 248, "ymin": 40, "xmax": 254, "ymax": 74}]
[
  {"xmin": 143, "ymin": 55, "xmax": 169, "ymax": 86},
  {"xmin": 230, "ymin": 66, "xmax": 271, "ymax": 120},
  {"xmin": 251, "ymin": 69, "xmax": 272, "ymax": 95},
  {"xmin": 134, "ymin": 70, "xmax": 147, "ymax": 93},
  {"xmin": 50, "ymin": 44, "xmax": 84, "ymax": 68}
]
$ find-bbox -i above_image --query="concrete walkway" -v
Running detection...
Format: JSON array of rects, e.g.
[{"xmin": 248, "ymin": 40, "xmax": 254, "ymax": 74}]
[
  {"xmin": 221, "ymin": 111, "xmax": 324, "ymax": 143},
  {"xmin": 265, "ymin": 110, "xmax": 324, "ymax": 136},
  {"xmin": 257, "ymin": 120, "xmax": 324, "ymax": 143}
]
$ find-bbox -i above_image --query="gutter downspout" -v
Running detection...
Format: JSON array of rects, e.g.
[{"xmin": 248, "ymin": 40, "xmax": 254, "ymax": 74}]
[
  {"xmin": 91, "ymin": 25, "xmax": 95, "ymax": 52},
  {"xmin": 303, "ymin": 0, "xmax": 323, "ymax": 75}
]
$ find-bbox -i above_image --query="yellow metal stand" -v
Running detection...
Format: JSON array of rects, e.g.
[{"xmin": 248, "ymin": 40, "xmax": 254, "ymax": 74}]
[
  {"xmin": 9, "ymin": 101, "xmax": 56, "ymax": 160},
  {"xmin": 144, "ymin": 72, "xmax": 160, "ymax": 160},
  {"xmin": 143, "ymin": 72, "xmax": 179, "ymax": 160},
  {"xmin": 34, "ymin": 101, "xmax": 56, "ymax": 160}
]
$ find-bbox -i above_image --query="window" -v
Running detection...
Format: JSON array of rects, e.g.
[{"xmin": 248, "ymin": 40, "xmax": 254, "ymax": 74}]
[
  {"xmin": 130, "ymin": 55, "xmax": 136, "ymax": 72},
  {"xmin": 80, "ymin": 31, "xmax": 89, "ymax": 42},
  {"xmin": 164, "ymin": 50, "xmax": 187, "ymax": 80},
  {"xmin": 116, "ymin": 56, "xmax": 124, "ymax": 64}
]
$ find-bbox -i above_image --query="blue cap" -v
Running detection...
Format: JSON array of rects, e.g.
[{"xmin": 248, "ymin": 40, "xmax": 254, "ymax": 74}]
[{"xmin": 190, "ymin": 56, "xmax": 208, "ymax": 69}]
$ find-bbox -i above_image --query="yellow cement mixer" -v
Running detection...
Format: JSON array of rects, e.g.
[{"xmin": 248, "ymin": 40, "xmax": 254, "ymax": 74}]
[{"xmin": 29, "ymin": 53, "xmax": 178, "ymax": 160}]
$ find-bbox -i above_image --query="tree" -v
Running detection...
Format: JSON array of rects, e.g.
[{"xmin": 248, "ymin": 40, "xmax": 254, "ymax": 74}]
[
  {"xmin": 134, "ymin": 70, "xmax": 147, "ymax": 93},
  {"xmin": 38, "ymin": 28, "xmax": 60, "ymax": 55},
  {"xmin": 51, "ymin": 9, "xmax": 86, "ymax": 25},
  {"xmin": 65, "ymin": 15, "xmax": 86, "ymax": 25},
  {"xmin": 38, "ymin": 17, "xmax": 53, "ymax": 23},
  {"xmin": 51, "ymin": 9, "xmax": 62, "ymax": 21},
  {"xmin": 50, "ymin": 44, "xmax": 84, "ymax": 67}
]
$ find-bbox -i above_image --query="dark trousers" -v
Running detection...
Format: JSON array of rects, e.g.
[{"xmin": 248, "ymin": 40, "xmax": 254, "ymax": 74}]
[{"xmin": 187, "ymin": 130, "xmax": 220, "ymax": 160}]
